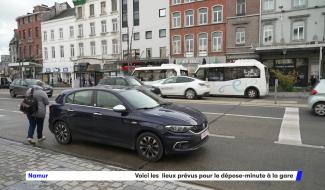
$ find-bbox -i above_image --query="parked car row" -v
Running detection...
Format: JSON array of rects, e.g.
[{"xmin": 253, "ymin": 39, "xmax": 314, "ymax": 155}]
[{"xmin": 9, "ymin": 78, "xmax": 53, "ymax": 98}]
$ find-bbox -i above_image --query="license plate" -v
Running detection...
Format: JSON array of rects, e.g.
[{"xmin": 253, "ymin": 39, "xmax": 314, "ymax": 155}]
[{"xmin": 201, "ymin": 130, "xmax": 209, "ymax": 140}]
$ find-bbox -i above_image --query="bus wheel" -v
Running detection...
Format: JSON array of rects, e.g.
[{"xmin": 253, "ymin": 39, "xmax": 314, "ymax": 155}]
[
  {"xmin": 246, "ymin": 88, "xmax": 259, "ymax": 99},
  {"xmin": 185, "ymin": 89, "xmax": 196, "ymax": 99}
]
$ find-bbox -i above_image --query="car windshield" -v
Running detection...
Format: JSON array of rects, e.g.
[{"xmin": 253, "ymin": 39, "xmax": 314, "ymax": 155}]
[
  {"xmin": 128, "ymin": 77, "xmax": 143, "ymax": 86},
  {"xmin": 119, "ymin": 89, "xmax": 168, "ymax": 109},
  {"xmin": 25, "ymin": 79, "xmax": 45, "ymax": 86}
]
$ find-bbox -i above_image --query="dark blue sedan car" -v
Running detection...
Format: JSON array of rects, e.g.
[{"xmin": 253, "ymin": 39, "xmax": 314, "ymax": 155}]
[{"xmin": 49, "ymin": 86, "xmax": 209, "ymax": 161}]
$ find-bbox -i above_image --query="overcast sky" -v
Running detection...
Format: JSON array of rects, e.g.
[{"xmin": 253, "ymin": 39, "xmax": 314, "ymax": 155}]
[{"xmin": 0, "ymin": 0, "xmax": 73, "ymax": 61}]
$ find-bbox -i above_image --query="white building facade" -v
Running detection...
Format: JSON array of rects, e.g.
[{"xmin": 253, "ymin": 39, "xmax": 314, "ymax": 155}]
[
  {"xmin": 120, "ymin": 0, "xmax": 169, "ymax": 72},
  {"xmin": 41, "ymin": 8, "xmax": 76, "ymax": 85}
]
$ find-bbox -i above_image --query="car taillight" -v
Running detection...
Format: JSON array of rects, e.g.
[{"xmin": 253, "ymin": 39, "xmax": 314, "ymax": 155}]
[{"xmin": 311, "ymin": 90, "xmax": 318, "ymax": 95}]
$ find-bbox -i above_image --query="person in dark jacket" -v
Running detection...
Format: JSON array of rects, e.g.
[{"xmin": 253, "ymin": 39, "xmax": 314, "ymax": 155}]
[{"xmin": 25, "ymin": 85, "xmax": 49, "ymax": 144}]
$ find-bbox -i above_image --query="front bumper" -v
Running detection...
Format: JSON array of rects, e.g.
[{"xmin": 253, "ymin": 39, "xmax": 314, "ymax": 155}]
[{"xmin": 163, "ymin": 129, "xmax": 209, "ymax": 154}]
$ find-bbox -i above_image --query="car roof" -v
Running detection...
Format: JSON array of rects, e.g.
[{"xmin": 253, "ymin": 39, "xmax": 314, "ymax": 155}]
[{"xmin": 62, "ymin": 86, "xmax": 139, "ymax": 95}]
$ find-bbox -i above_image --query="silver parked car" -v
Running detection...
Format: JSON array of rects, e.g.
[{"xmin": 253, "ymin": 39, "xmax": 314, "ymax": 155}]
[{"xmin": 308, "ymin": 79, "xmax": 325, "ymax": 116}]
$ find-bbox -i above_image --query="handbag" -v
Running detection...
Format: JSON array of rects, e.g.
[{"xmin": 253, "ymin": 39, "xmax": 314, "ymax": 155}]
[{"xmin": 20, "ymin": 88, "xmax": 38, "ymax": 115}]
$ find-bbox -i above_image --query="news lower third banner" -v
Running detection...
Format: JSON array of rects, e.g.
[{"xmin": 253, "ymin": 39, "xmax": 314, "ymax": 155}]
[{"xmin": 26, "ymin": 171, "xmax": 303, "ymax": 181}]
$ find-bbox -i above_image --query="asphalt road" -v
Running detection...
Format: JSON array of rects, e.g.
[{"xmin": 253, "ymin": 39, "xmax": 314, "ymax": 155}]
[{"xmin": 0, "ymin": 89, "xmax": 324, "ymax": 190}]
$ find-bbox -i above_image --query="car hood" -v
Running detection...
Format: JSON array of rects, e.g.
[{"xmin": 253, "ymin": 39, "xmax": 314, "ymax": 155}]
[{"xmin": 139, "ymin": 104, "xmax": 207, "ymax": 126}]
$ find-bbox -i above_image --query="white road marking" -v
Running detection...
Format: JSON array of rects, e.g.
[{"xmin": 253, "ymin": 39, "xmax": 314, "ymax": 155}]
[
  {"xmin": 0, "ymin": 115, "xmax": 4, "ymax": 117},
  {"xmin": 209, "ymin": 134, "xmax": 236, "ymax": 139},
  {"xmin": 275, "ymin": 141, "xmax": 325, "ymax": 150},
  {"xmin": 275, "ymin": 107, "xmax": 301, "ymax": 145},
  {"xmin": 203, "ymin": 112, "xmax": 282, "ymax": 120}
]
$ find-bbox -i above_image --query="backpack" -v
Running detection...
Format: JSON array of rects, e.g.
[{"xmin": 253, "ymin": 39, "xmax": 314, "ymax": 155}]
[{"xmin": 20, "ymin": 88, "xmax": 38, "ymax": 115}]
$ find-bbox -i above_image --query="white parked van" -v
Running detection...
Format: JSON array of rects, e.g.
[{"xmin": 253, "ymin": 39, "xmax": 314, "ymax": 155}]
[{"xmin": 195, "ymin": 59, "xmax": 269, "ymax": 98}]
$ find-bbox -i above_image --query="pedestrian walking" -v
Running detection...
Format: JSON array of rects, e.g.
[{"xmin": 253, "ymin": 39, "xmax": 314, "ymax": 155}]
[
  {"xmin": 25, "ymin": 85, "xmax": 49, "ymax": 144},
  {"xmin": 310, "ymin": 75, "xmax": 317, "ymax": 88}
]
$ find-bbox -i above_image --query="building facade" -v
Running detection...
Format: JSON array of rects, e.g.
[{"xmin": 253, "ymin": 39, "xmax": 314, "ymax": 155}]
[
  {"xmin": 170, "ymin": 0, "xmax": 227, "ymax": 74},
  {"xmin": 41, "ymin": 8, "xmax": 76, "ymax": 85},
  {"xmin": 226, "ymin": 0, "xmax": 260, "ymax": 62},
  {"xmin": 120, "ymin": 0, "xmax": 169, "ymax": 73},
  {"xmin": 73, "ymin": 0, "xmax": 121, "ymax": 76},
  {"xmin": 256, "ymin": 0, "xmax": 325, "ymax": 86}
]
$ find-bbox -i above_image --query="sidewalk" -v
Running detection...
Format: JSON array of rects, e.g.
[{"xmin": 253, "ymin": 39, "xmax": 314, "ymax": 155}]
[{"xmin": 0, "ymin": 138, "xmax": 212, "ymax": 190}]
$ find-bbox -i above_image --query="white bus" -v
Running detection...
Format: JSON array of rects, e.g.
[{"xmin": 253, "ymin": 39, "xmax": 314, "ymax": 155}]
[
  {"xmin": 132, "ymin": 64, "xmax": 188, "ymax": 85},
  {"xmin": 195, "ymin": 59, "xmax": 269, "ymax": 98}
]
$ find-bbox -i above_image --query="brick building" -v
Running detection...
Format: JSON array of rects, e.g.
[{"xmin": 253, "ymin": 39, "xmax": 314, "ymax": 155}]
[
  {"xmin": 226, "ymin": 0, "xmax": 260, "ymax": 62},
  {"xmin": 170, "ymin": 0, "xmax": 227, "ymax": 74}
]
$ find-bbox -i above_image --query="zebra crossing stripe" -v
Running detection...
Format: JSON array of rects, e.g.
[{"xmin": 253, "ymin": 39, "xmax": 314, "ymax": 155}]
[{"xmin": 276, "ymin": 107, "xmax": 301, "ymax": 145}]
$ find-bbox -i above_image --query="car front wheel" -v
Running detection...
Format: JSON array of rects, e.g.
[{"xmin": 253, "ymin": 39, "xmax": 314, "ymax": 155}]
[
  {"xmin": 185, "ymin": 89, "xmax": 196, "ymax": 99},
  {"xmin": 54, "ymin": 121, "xmax": 72, "ymax": 144},
  {"xmin": 313, "ymin": 102, "xmax": 325, "ymax": 116},
  {"xmin": 136, "ymin": 132, "xmax": 163, "ymax": 162}
]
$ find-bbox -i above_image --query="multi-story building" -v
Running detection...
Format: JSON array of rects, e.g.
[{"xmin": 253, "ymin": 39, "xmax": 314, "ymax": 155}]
[
  {"xmin": 226, "ymin": 0, "xmax": 260, "ymax": 62},
  {"xmin": 73, "ymin": 0, "xmax": 121, "ymax": 77},
  {"xmin": 12, "ymin": 2, "xmax": 70, "ymax": 78},
  {"xmin": 256, "ymin": 0, "xmax": 325, "ymax": 86},
  {"xmin": 120, "ymin": 0, "xmax": 169, "ymax": 73},
  {"xmin": 9, "ymin": 31, "xmax": 19, "ymax": 64},
  {"xmin": 42, "ymin": 8, "xmax": 76, "ymax": 85},
  {"xmin": 170, "ymin": 0, "xmax": 227, "ymax": 74}
]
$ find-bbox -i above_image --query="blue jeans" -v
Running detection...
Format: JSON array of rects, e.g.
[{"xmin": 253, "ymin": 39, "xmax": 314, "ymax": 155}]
[{"xmin": 27, "ymin": 116, "xmax": 44, "ymax": 139}]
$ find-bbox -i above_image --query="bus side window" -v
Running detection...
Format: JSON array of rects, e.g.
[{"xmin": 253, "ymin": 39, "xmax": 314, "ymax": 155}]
[
  {"xmin": 196, "ymin": 69, "xmax": 206, "ymax": 80},
  {"xmin": 208, "ymin": 68, "xmax": 224, "ymax": 81}
]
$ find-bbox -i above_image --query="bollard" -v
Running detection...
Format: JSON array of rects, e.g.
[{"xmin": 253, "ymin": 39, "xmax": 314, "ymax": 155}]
[{"xmin": 274, "ymin": 79, "xmax": 278, "ymax": 104}]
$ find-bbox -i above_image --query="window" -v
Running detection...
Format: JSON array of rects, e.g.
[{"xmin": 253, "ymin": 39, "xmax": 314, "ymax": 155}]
[
  {"xmin": 263, "ymin": 25, "xmax": 273, "ymax": 44},
  {"xmin": 212, "ymin": 32, "xmax": 222, "ymax": 52},
  {"xmin": 160, "ymin": 47, "xmax": 166, "ymax": 58},
  {"xmin": 185, "ymin": 35, "xmax": 194, "ymax": 53},
  {"xmin": 73, "ymin": 91, "xmax": 93, "ymax": 106},
  {"xmin": 96, "ymin": 91, "xmax": 122, "ymax": 109},
  {"xmin": 185, "ymin": 0, "xmax": 195, "ymax": 2},
  {"xmin": 70, "ymin": 44, "xmax": 75, "ymax": 57},
  {"xmin": 89, "ymin": 4, "xmax": 95, "ymax": 17},
  {"xmin": 44, "ymin": 47, "xmax": 48, "ymax": 60},
  {"xmin": 112, "ymin": 39, "xmax": 118, "ymax": 54},
  {"xmin": 90, "ymin": 41, "xmax": 96, "ymax": 55},
  {"xmin": 35, "ymin": 27, "xmax": 39, "ymax": 37},
  {"xmin": 159, "ymin": 9, "xmax": 166, "ymax": 17},
  {"xmin": 69, "ymin": 26, "xmax": 74, "ymax": 38},
  {"xmin": 237, "ymin": 0, "xmax": 246, "ymax": 15},
  {"xmin": 198, "ymin": 33, "xmax": 208, "ymax": 54},
  {"xmin": 122, "ymin": 0, "xmax": 128, "ymax": 27},
  {"xmin": 243, "ymin": 67, "xmax": 260, "ymax": 78},
  {"xmin": 293, "ymin": 21, "xmax": 304, "ymax": 40},
  {"xmin": 173, "ymin": 36, "xmax": 181, "ymax": 54},
  {"xmin": 101, "ymin": 1, "xmax": 106, "ymax": 14},
  {"xmin": 51, "ymin": 47, "xmax": 55, "ymax": 58},
  {"xmin": 111, "ymin": 0, "xmax": 117, "ymax": 12},
  {"xmin": 236, "ymin": 28, "xmax": 245, "ymax": 44},
  {"xmin": 50, "ymin": 30, "xmax": 54, "ymax": 40},
  {"xmin": 112, "ymin": 19, "xmax": 118, "ymax": 32},
  {"xmin": 293, "ymin": 0, "xmax": 306, "ymax": 8},
  {"xmin": 78, "ymin": 24, "xmax": 83, "ymax": 37},
  {"xmin": 146, "ymin": 31, "xmax": 152, "ymax": 39},
  {"xmin": 134, "ymin": 32, "xmax": 140, "ymax": 40},
  {"xmin": 23, "ymin": 30, "xmax": 26, "ymax": 39},
  {"xmin": 172, "ymin": 0, "xmax": 181, "ymax": 5},
  {"xmin": 146, "ymin": 48, "xmax": 152, "ymax": 58},
  {"xmin": 60, "ymin": 46, "xmax": 64, "ymax": 58},
  {"xmin": 159, "ymin": 29, "xmax": 166, "ymax": 38},
  {"xmin": 176, "ymin": 77, "xmax": 194, "ymax": 83},
  {"xmin": 77, "ymin": 7, "xmax": 83, "ymax": 19},
  {"xmin": 101, "ymin": 40, "xmax": 107, "ymax": 55},
  {"xmin": 198, "ymin": 8, "xmax": 208, "ymax": 25},
  {"xmin": 79, "ymin": 43, "xmax": 84, "ymax": 56},
  {"xmin": 43, "ymin": 31, "xmax": 47, "ymax": 41},
  {"xmin": 185, "ymin": 10, "xmax": 194, "ymax": 27},
  {"xmin": 101, "ymin": 20, "xmax": 107, "ymax": 33},
  {"xmin": 172, "ymin": 12, "xmax": 181, "ymax": 28},
  {"xmin": 59, "ymin": 28, "xmax": 63, "ymax": 39},
  {"xmin": 133, "ymin": 0, "xmax": 139, "ymax": 26},
  {"xmin": 90, "ymin": 22, "xmax": 95, "ymax": 36},
  {"xmin": 122, "ymin": 34, "xmax": 128, "ymax": 42},
  {"xmin": 263, "ymin": 0, "xmax": 274, "ymax": 11},
  {"xmin": 116, "ymin": 78, "xmax": 128, "ymax": 86},
  {"xmin": 28, "ymin": 29, "xmax": 32, "ymax": 39},
  {"xmin": 213, "ymin": 6, "xmax": 222, "ymax": 23},
  {"xmin": 163, "ymin": 77, "xmax": 177, "ymax": 84}
]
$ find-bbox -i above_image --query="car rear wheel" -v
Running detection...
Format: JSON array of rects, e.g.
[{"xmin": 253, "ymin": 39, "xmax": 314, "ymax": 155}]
[
  {"xmin": 10, "ymin": 90, "xmax": 16, "ymax": 98},
  {"xmin": 54, "ymin": 121, "xmax": 72, "ymax": 144},
  {"xmin": 185, "ymin": 89, "xmax": 196, "ymax": 99},
  {"xmin": 136, "ymin": 132, "xmax": 163, "ymax": 162},
  {"xmin": 313, "ymin": 102, "xmax": 325, "ymax": 116},
  {"xmin": 246, "ymin": 88, "xmax": 259, "ymax": 99}
]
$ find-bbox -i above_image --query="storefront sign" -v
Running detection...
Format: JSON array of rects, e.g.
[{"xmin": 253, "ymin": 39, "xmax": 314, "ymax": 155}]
[{"xmin": 275, "ymin": 59, "xmax": 295, "ymax": 68}]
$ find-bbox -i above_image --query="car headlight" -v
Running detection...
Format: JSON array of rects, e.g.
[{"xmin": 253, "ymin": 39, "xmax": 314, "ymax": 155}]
[{"xmin": 165, "ymin": 125, "xmax": 194, "ymax": 133}]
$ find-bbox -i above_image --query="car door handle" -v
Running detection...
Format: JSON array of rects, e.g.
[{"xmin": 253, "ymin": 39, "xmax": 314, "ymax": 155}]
[{"xmin": 93, "ymin": 112, "xmax": 102, "ymax": 116}]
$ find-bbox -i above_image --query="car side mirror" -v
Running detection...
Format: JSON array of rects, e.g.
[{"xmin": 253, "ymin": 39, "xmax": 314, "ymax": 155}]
[{"xmin": 113, "ymin": 105, "xmax": 127, "ymax": 113}]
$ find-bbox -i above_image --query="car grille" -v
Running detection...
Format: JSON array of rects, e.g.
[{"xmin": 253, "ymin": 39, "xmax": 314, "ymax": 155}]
[{"xmin": 191, "ymin": 122, "xmax": 208, "ymax": 133}]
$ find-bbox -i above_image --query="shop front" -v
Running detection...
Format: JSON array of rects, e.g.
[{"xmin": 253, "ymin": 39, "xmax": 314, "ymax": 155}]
[{"xmin": 72, "ymin": 63, "xmax": 103, "ymax": 88}]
